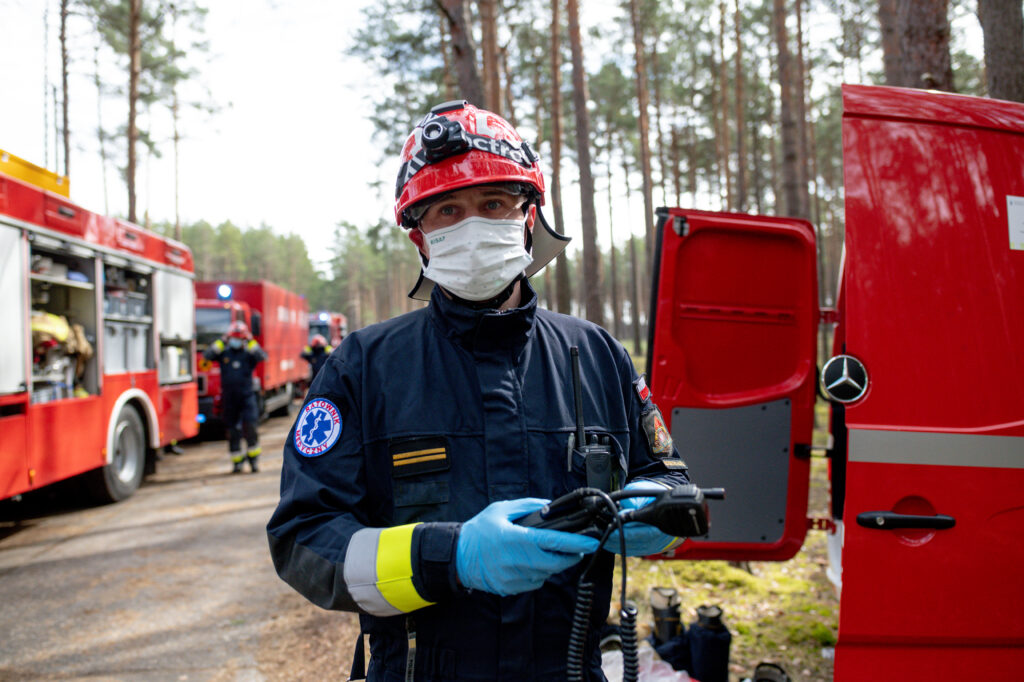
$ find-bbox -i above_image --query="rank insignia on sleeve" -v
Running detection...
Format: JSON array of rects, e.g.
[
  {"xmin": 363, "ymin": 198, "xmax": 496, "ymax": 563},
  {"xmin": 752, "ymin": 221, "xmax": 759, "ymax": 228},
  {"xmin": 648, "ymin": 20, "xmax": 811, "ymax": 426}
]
[
  {"xmin": 633, "ymin": 375, "xmax": 651, "ymax": 403},
  {"xmin": 642, "ymin": 406, "xmax": 674, "ymax": 456},
  {"xmin": 389, "ymin": 436, "xmax": 450, "ymax": 478}
]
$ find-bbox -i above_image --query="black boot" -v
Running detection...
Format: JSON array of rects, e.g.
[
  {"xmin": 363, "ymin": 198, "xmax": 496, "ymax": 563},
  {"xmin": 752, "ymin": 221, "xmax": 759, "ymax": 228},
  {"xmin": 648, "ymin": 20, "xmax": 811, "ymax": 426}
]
[
  {"xmin": 247, "ymin": 447, "xmax": 261, "ymax": 473},
  {"xmin": 650, "ymin": 587, "xmax": 682, "ymax": 645},
  {"xmin": 231, "ymin": 455, "xmax": 244, "ymax": 474}
]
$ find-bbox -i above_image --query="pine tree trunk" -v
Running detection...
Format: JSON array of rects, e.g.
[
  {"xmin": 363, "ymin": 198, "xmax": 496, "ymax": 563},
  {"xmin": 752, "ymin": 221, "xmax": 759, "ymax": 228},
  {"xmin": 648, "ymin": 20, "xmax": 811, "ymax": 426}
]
[
  {"xmin": 436, "ymin": 0, "xmax": 484, "ymax": 104},
  {"xmin": 718, "ymin": 0, "xmax": 733, "ymax": 209},
  {"xmin": 651, "ymin": 47, "xmax": 668, "ymax": 207},
  {"xmin": 897, "ymin": 0, "xmax": 954, "ymax": 91},
  {"xmin": 438, "ymin": 10, "xmax": 458, "ymax": 100},
  {"xmin": 670, "ymin": 121, "xmax": 681, "ymax": 207},
  {"xmin": 479, "ymin": 0, "xmax": 501, "ymax": 112},
  {"xmin": 629, "ymin": 0, "xmax": 655, "ymax": 275},
  {"xmin": 606, "ymin": 141, "xmax": 622, "ymax": 340},
  {"xmin": 127, "ymin": 0, "xmax": 141, "ymax": 223},
  {"xmin": 550, "ymin": 0, "xmax": 571, "ymax": 315},
  {"xmin": 978, "ymin": 0, "xmax": 1024, "ymax": 102},
  {"xmin": 502, "ymin": 45, "xmax": 516, "ymax": 124},
  {"xmin": 751, "ymin": 117, "xmax": 763, "ymax": 213},
  {"xmin": 733, "ymin": 0, "xmax": 747, "ymax": 212},
  {"xmin": 688, "ymin": 43, "xmax": 699, "ymax": 205},
  {"xmin": 773, "ymin": 0, "xmax": 802, "ymax": 218},
  {"xmin": 622, "ymin": 137, "xmax": 642, "ymax": 357},
  {"xmin": 94, "ymin": 45, "xmax": 109, "ymax": 215},
  {"xmin": 629, "ymin": 234, "xmax": 642, "ymax": 357},
  {"xmin": 170, "ymin": 6, "xmax": 181, "ymax": 240},
  {"xmin": 60, "ymin": 0, "xmax": 70, "ymax": 178},
  {"xmin": 567, "ymin": 0, "xmax": 603, "ymax": 326},
  {"xmin": 795, "ymin": 0, "xmax": 810, "ymax": 218},
  {"xmin": 879, "ymin": 0, "xmax": 901, "ymax": 85}
]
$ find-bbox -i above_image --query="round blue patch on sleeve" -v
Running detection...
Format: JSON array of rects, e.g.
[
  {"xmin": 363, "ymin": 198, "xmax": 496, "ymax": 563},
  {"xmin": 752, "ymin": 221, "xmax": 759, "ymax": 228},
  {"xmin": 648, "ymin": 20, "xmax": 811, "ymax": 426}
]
[{"xmin": 294, "ymin": 398, "xmax": 343, "ymax": 457}]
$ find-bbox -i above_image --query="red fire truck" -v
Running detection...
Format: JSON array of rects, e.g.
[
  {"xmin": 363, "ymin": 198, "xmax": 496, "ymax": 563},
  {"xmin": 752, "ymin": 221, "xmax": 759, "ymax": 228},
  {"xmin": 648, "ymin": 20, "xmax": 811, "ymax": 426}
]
[
  {"xmin": 308, "ymin": 310, "xmax": 347, "ymax": 347},
  {"xmin": 647, "ymin": 84, "xmax": 1024, "ymax": 679},
  {"xmin": 0, "ymin": 151, "xmax": 198, "ymax": 503},
  {"xmin": 194, "ymin": 280, "xmax": 308, "ymax": 424}
]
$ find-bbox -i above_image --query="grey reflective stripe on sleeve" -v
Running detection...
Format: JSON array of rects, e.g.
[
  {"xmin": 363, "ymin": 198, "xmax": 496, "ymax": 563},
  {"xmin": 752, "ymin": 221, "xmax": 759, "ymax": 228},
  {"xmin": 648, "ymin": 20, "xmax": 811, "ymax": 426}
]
[
  {"xmin": 849, "ymin": 429, "xmax": 1024, "ymax": 469},
  {"xmin": 343, "ymin": 527, "xmax": 404, "ymax": 617}
]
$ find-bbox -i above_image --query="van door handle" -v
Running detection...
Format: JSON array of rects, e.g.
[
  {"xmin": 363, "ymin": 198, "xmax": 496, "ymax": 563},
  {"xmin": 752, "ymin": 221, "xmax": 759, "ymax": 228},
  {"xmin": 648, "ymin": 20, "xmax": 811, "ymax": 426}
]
[{"xmin": 856, "ymin": 511, "xmax": 955, "ymax": 530}]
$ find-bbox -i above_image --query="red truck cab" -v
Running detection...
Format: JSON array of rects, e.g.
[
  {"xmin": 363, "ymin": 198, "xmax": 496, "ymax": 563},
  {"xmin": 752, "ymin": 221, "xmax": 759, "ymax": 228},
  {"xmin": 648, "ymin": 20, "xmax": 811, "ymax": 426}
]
[
  {"xmin": 195, "ymin": 281, "xmax": 308, "ymax": 424},
  {"xmin": 308, "ymin": 311, "xmax": 347, "ymax": 348},
  {"xmin": 647, "ymin": 85, "xmax": 1024, "ymax": 679}
]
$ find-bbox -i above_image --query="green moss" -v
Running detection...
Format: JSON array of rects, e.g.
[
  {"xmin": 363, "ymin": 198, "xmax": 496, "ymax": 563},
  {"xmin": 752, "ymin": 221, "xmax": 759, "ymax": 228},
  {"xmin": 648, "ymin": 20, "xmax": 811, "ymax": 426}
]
[{"xmin": 786, "ymin": 618, "xmax": 837, "ymax": 646}]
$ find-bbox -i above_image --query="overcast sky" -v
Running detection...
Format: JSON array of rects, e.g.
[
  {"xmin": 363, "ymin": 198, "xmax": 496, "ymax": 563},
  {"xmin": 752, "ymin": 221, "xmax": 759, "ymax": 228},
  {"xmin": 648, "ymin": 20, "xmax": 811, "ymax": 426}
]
[
  {"xmin": 1, "ymin": 0, "xmax": 983, "ymax": 273},
  {"xmin": 2, "ymin": 0, "xmax": 635, "ymax": 272},
  {"xmin": 2, "ymin": 0, "xmax": 398, "ymax": 268}
]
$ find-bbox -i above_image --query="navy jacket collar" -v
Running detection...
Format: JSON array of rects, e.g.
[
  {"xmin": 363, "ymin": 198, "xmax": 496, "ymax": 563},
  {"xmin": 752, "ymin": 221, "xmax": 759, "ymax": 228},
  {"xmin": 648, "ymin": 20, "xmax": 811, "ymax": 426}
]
[{"xmin": 429, "ymin": 279, "xmax": 538, "ymax": 353}]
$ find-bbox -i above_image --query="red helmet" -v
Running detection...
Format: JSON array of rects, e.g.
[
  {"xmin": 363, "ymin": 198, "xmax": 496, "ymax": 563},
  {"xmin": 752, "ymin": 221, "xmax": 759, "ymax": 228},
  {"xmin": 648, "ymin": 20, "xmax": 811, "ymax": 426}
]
[
  {"xmin": 310, "ymin": 334, "xmax": 327, "ymax": 348},
  {"xmin": 394, "ymin": 101, "xmax": 545, "ymax": 227},
  {"xmin": 396, "ymin": 101, "xmax": 570, "ymax": 301},
  {"xmin": 227, "ymin": 321, "xmax": 251, "ymax": 340}
]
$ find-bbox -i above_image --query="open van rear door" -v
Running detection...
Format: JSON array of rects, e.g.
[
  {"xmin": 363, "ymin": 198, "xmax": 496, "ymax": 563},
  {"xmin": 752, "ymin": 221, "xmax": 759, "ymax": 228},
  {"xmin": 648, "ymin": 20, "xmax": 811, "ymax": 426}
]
[
  {"xmin": 831, "ymin": 84, "xmax": 1024, "ymax": 680},
  {"xmin": 647, "ymin": 208, "xmax": 819, "ymax": 561}
]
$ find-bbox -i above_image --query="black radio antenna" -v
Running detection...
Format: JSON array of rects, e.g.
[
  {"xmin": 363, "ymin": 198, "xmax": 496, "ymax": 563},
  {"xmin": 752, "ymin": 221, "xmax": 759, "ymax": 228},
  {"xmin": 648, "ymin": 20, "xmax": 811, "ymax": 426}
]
[{"xmin": 571, "ymin": 346, "xmax": 586, "ymax": 446}]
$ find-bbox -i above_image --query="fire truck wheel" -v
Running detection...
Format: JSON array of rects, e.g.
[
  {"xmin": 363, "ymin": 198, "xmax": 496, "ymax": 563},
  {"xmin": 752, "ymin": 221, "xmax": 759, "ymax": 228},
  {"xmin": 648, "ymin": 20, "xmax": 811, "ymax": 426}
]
[{"xmin": 87, "ymin": 406, "xmax": 147, "ymax": 503}]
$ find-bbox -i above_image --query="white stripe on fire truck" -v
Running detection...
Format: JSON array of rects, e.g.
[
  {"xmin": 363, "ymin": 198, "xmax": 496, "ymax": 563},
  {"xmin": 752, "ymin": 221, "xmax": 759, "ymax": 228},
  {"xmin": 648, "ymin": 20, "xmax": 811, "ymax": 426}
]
[{"xmin": 849, "ymin": 429, "xmax": 1024, "ymax": 469}]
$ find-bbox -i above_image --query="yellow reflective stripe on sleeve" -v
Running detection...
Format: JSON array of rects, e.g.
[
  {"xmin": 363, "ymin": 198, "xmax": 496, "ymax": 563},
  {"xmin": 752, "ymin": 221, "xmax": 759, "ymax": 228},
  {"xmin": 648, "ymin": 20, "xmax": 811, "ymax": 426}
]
[
  {"xmin": 345, "ymin": 529, "xmax": 402, "ymax": 616},
  {"xmin": 375, "ymin": 524, "xmax": 433, "ymax": 613}
]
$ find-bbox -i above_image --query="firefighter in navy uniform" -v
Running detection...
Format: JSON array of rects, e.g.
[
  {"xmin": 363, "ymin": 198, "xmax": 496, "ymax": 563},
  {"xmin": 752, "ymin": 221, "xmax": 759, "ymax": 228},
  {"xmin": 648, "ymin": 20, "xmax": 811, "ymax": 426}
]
[
  {"xmin": 267, "ymin": 102, "xmax": 693, "ymax": 681},
  {"xmin": 204, "ymin": 320, "xmax": 267, "ymax": 473},
  {"xmin": 300, "ymin": 334, "xmax": 332, "ymax": 383}
]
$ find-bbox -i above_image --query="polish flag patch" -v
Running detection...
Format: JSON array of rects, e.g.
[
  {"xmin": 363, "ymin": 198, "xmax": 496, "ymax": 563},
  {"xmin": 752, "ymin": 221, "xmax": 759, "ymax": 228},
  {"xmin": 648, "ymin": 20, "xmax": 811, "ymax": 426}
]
[{"xmin": 634, "ymin": 376, "xmax": 651, "ymax": 402}]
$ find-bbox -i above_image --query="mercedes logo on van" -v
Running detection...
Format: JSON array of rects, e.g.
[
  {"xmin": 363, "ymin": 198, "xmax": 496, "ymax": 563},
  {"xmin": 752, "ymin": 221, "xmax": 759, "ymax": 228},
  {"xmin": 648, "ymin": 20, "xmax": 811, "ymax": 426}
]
[{"xmin": 821, "ymin": 354, "xmax": 868, "ymax": 403}]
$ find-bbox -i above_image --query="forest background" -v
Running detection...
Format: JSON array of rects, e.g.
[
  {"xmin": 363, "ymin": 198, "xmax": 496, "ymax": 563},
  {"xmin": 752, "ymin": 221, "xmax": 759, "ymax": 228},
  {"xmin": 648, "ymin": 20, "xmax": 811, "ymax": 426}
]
[{"xmin": 8, "ymin": 0, "xmax": 1022, "ymax": 359}]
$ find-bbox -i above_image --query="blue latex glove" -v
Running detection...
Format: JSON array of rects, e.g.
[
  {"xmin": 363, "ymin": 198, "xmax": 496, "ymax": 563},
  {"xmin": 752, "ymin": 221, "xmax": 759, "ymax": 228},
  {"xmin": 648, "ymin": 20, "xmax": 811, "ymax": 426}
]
[
  {"xmin": 606, "ymin": 481, "xmax": 682, "ymax": 556},
  {"xmin": 456, "ymin": 498, "xmax": 601, "ymax": 596}
]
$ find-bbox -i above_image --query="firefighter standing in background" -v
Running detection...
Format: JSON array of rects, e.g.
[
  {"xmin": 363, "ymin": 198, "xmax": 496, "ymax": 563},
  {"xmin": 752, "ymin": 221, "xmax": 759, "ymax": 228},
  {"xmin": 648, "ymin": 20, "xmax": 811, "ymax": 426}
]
[
  {"xmin": 300, "ymin": 334, "xmax": 332, "ymax": 383},
  {"xmin": 204, "ymin": 321, "xmax": 266, "ymax": 473},
  {"xmin": 267, "ymin": 102, "xmax": 692, "ymax": 680}
]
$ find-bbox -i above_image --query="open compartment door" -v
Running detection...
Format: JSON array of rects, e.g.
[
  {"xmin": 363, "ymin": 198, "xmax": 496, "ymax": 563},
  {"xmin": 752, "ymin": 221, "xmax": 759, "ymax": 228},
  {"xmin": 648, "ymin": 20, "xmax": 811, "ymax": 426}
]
[{"xmin": 647, "ymin": 208, "xmax": 819, "ymax": 561}]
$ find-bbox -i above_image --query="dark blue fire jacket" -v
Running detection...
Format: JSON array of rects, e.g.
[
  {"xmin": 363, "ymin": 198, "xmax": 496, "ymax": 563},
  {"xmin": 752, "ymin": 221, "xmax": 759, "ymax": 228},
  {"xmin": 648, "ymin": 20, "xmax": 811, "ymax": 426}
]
[
  {"xmin": 203, "ymin": 339, "xmax": 266, "ymax": 396},
  {"xmin": 267, "ymin": 281, "xmax": 691, "ymax": 681},
  {"xmin": 301, "ymin": 344, "xmax": 333, "ymax": 382}
]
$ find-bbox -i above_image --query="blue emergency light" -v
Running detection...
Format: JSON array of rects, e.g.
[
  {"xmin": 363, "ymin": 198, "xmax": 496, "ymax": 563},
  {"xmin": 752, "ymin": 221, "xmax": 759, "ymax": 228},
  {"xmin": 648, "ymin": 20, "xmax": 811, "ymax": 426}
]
[
  {"xmin": 217, "ymin": 283, "xmax": 232, "ymax": 300},
  {"xmin": 319, "ymin": 312, "xmax": 329, "ymax": 321},
  {"xmin": 196, "ymin": 413, "xmax": 207, "ymax": 424}
]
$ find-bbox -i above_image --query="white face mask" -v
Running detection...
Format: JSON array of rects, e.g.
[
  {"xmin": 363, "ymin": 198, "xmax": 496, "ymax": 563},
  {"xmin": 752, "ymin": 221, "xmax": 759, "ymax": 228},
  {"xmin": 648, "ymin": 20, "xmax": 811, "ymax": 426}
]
[{"xmin": 421, "ymin": 216, "xmax": 533, "ymax": 302}]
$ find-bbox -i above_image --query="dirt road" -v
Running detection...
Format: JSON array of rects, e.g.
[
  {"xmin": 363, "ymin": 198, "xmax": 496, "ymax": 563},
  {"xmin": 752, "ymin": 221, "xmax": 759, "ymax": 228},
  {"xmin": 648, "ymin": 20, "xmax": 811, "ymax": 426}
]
[{"xmin": 0, "ymin": 412, "xmax": 359, "ymax": 682}]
